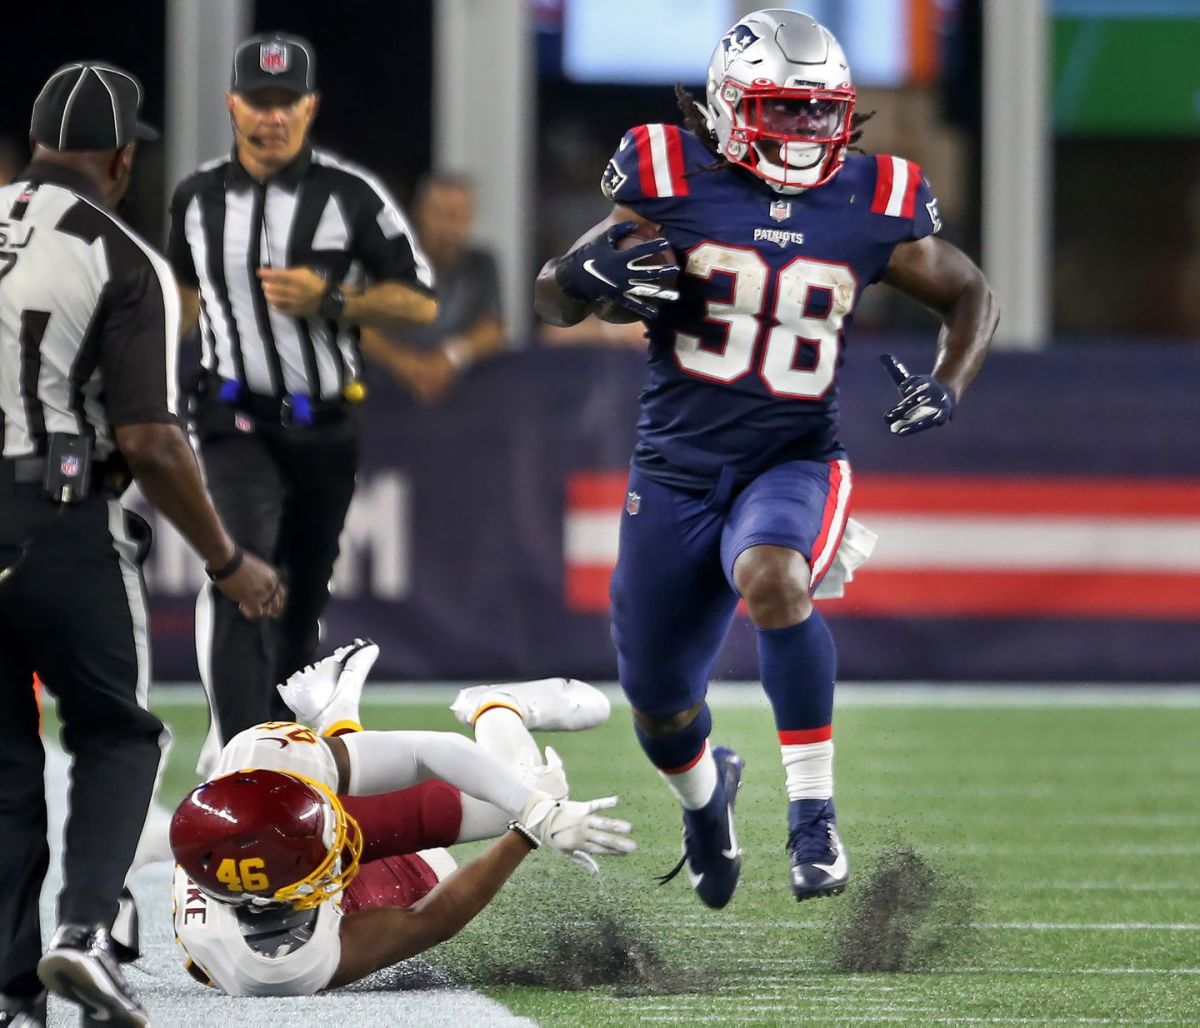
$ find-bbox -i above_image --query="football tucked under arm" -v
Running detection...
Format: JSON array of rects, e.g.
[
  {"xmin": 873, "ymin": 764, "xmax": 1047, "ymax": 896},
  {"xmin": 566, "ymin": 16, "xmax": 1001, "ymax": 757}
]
[{"xmin": 596, "ymin": 220, "xmax": 680, "ymax": 324}]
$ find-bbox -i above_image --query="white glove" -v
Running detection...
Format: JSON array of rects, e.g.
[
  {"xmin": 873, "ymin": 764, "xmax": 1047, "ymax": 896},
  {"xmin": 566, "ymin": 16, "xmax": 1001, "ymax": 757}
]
[
  {"xmin": 521, "ymin": 792, "xmax": 635, "ymax": 874},
  {"xmin": 517, "ymin": 745, "xmax": 569, "ymax": 801}
]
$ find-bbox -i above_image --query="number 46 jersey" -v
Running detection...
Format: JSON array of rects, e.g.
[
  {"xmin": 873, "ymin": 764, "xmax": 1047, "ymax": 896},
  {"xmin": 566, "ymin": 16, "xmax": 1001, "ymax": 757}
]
[{"xmin": 601, "ymin": 124, "xmax": 941, "ymax": 492}]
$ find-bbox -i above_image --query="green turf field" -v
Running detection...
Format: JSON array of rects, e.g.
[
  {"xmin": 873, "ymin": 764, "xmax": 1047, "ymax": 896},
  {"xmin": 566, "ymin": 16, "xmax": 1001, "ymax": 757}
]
[{"xmin": 137, "ymin": 689, "xmax": 1200, "ymax": 1025}]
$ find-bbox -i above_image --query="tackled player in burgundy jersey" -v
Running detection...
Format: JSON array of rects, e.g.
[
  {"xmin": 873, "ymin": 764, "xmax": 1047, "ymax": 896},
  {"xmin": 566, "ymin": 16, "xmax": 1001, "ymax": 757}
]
[{"xmin": 601, "ymin": 125, "xmax": 941, "ymax": 490}]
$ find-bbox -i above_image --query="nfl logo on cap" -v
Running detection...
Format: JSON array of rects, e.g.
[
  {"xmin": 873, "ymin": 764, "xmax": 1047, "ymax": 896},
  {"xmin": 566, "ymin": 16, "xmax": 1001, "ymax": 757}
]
[{"xmin": 260, "ymin": 42, "xmax": 289, "ymax": 74}]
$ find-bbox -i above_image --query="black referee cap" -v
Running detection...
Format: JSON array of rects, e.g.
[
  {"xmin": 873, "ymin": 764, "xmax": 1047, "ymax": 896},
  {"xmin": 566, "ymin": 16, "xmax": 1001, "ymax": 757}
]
[
  {"xmin": 31, "ymin": 62, "xmax": 158, "ymax": 152},
  {"xmin": 231, "ymin": 33, "xmax": 316, "ymax": 96}
]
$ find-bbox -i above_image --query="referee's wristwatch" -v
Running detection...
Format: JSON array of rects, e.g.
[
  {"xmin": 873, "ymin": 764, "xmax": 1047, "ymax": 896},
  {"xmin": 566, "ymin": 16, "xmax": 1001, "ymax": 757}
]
[{"xmin": 318, "ymin": 284, "xmax": 346, "ymax": 321}]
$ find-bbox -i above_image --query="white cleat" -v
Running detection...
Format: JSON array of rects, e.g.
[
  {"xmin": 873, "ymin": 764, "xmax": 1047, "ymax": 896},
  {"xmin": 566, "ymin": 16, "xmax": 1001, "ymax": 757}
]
[
  {"xmin": 451, "ymin": 678, "xmax": 611, "ymax": 732},
  {"xmin": 277, "ymin": 638, "xmax": 379, "ymax": 730}
]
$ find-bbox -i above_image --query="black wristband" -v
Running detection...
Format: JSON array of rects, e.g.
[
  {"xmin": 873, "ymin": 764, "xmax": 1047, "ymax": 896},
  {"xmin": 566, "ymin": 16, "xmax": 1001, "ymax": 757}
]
[
  {"xmin": 206, "ymin": 546, "xmax": 244, "ymax": 582},
  {"xmin": 318, "ymin": 284, "xmax": 346, "ymax": 320},
  {"xmin": 506, "ymin": 820, "xmax": 540, "ymax": 850}
]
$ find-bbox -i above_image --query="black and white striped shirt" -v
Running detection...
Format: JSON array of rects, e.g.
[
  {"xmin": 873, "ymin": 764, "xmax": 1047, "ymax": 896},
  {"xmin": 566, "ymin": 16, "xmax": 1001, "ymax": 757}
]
[
  {"xmin": 0, "ymin": 162, "xmax": 179, "ymax": 461},
  {"xmin": 168, "ymin": 145, "xmax": 433, "ymax": 401}
]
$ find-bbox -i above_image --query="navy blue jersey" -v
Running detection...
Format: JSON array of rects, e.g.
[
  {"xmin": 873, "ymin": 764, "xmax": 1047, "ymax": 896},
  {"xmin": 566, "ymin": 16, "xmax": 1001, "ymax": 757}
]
[{"xmin": 600, "ymin": 124, "xmax": 941, "ymax": 491}]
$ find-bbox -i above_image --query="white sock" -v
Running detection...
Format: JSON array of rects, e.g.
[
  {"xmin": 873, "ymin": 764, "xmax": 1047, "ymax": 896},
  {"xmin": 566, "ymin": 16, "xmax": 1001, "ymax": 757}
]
[
  {"xmin": 473, "ymin": 704, "xmax": 540, "ymax": 769},
  {"xmin": 781, "ymin": 739, "xmax": 834, "ymax": 800},
  {"xmin": 456, "ymin": 795, "xmax": 512, "ymax": 842},
  {"xmin": 660, "ymin": 741, "xmax": 718, "ymax": 810}
]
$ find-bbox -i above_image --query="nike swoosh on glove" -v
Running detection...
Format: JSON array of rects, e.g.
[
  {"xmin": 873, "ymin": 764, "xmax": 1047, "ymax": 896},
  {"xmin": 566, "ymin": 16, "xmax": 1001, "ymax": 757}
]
[
  {"xmin": 521, "ymin": 793, "xmax": 636, "ymax": 874},
  {"xmin": 555, "ymin": 221, "xmax": 680, "ymax": 321},
  {"xmin": 880, "ymin": 353, "xmax": 957, "ymax": 436}
]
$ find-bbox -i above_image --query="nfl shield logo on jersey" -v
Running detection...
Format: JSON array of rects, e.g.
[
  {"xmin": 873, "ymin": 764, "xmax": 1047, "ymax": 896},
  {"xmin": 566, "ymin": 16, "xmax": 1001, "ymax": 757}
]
[
  {"xmin": 626, "ymin": 491, "xmax": 641, "ymax": 515},
  {"xmin": 234, "ymin": 413, "xmax": 254, "ymax": 434},
  {"xmin": 770, "ymin": 199, "xmax": 792, "ymax": 222},
  {"xmin": 60, "ymin": 455, "xmax": 80, "ymax": 478},
  {"xmin": 260, "ymin": 42, "xmax": 290, "ymax": 74}
]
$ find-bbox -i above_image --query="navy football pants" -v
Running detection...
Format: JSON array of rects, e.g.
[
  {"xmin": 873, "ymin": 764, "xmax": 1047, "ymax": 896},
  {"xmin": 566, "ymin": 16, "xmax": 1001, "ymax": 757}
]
[{"xmin": 610, "ymin": 459, "xmax": 850, "ymax": 717}]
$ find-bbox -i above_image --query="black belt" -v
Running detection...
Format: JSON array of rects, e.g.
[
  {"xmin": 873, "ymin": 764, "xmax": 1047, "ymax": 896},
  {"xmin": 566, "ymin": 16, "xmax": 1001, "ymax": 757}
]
[
  {"xmin": 0, "ymin": 456, "xmax": 117, "ymax": 500},
  {"xmin": 202, "ymin": 375, "xmax": 349, "ymax": 428}
]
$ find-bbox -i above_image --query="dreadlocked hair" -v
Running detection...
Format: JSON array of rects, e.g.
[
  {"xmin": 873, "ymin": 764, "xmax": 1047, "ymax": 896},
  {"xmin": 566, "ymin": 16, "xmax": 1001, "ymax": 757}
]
[{"xmin": 674, "ymin": 83, "xmax": 876, "ymax": 162}]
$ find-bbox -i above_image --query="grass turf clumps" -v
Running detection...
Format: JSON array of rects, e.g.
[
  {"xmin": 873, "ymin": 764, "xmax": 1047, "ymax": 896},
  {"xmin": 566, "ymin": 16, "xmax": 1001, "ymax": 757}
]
[{"xmin": 826, "ymin": 846, "xmax": 981, "ymax": 973}]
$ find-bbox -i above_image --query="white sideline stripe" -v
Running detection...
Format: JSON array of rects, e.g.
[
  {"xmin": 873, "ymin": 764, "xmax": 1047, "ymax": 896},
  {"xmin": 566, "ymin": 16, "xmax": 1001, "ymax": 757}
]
[
  {"xmin": 563, "ymin": 511, "xmax": 1200, "ymax": 570},
  {"xmin": 146, "ymin": 682, "xmax": 1200, "ymax": 709}
]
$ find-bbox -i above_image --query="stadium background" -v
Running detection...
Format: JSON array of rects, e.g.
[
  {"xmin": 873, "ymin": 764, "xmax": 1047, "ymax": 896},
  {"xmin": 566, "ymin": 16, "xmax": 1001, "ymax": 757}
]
[
  {"xmin": 4, "ymin": 0, "xmax": 1195, "ymax": 684},
  {"xmin": 6, "ymin": 2, "xmax": 1199, "ymax": 1026}
]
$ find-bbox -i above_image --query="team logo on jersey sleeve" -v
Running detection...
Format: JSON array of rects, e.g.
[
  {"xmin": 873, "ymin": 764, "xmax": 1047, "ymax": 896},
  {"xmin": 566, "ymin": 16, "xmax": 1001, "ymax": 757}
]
[
  {"xmin": 601, "ymin": 159, "xmax": 628, "ymax": 202},
  {"xmin": 926, "ymin": 198, "xmax": 943, "ymax": 234}
]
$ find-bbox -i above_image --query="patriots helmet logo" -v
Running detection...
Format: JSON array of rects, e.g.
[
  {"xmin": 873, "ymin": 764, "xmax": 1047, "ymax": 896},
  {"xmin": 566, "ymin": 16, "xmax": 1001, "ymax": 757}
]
[{"xmin": 721, "ymin": 23, "xmax": 760, "ymax": 67}]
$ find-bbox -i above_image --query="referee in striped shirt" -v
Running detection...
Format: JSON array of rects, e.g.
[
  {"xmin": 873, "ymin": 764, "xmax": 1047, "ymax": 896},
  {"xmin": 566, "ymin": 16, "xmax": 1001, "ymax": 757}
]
[
  {"xmin": 0, "ymin": 62, "xmax": 282, "ymax": 1026},
  {"xmin": 169, "ymin": 32, "xmax": 437, "ymax": 762}
]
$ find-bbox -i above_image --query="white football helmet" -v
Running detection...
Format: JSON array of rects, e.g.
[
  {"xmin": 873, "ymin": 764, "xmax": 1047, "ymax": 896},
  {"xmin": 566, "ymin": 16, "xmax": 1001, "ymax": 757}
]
[{"xmin": 705, "ymin": 9, "xmax": 856, "ymax": 194}]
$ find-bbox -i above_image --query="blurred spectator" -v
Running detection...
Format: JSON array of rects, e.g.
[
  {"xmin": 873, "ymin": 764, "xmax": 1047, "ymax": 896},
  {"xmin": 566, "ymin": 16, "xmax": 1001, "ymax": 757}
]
[
  {"xmin": 539, "ymin": 312, "xmax": 648, "ymax": 349},
  {"xmin": 0, "ymin": 135, "xmax": 26, "ymax": 186},
  {"xmin": 361, "ymin": 172, "xmax": 506, "ymax": 404}
]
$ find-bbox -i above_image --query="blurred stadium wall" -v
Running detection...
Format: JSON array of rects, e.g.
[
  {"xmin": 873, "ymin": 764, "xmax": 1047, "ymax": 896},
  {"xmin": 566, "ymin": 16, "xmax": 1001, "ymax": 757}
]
[{"xmin": 3, "ymin": 0, "xmax": 1195, "ymax": 682}]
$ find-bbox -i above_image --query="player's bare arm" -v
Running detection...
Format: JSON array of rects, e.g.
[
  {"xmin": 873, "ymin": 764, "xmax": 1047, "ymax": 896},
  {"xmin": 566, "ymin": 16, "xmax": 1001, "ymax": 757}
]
[
  {"xmin": 328, "ymin": 830, "xmax": 533, "ymax": 988},
  {"xmin": 882, "ymin": 234, "xmax": 999, "ymax": 401},
  {"xmin": 534, "ymin": 204, "xmax": 676, "ymax": 326}
]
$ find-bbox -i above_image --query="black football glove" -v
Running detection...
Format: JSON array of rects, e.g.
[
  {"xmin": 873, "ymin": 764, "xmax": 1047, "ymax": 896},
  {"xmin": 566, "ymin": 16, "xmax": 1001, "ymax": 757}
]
[
  {"xmin": 880, "ymin": 353, "xmax": 957, "ymax": 436},
  {"xmin": 555, "ymin": 221, "xmax": 681, "ymax": 321}
]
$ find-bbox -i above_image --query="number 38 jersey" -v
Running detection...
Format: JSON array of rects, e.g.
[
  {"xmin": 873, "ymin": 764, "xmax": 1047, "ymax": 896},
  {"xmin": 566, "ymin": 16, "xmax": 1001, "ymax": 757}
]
[{"xmin": 601, "ymin": 124, "xmax": 941, "ymax": 490}]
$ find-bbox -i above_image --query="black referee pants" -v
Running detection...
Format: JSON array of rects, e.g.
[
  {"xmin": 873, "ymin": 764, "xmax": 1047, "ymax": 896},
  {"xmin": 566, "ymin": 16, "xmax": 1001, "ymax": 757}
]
[
  {"xmin": 0, "ymin": 493, "xmax": 166, "ymax": 1000},
  {"xmin": 192, "ymin": 392, "xmax": 359, "ymax": 754}
]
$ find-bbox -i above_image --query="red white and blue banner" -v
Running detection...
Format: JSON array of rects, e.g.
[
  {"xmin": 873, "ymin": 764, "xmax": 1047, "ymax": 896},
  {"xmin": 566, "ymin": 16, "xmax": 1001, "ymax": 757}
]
[{"xmin": 140, "ymin": 343, "xmax": 1200, "ymax": 683}]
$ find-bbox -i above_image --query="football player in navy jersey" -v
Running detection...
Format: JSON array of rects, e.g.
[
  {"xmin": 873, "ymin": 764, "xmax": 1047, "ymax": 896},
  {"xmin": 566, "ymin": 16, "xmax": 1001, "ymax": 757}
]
[{"xmin": 536, "ymin": 9, "xmax": 998, "ymax": 908}]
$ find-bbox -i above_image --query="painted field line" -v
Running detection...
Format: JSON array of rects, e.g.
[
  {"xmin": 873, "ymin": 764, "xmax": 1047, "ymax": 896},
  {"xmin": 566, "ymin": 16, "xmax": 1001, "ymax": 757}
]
[
  {"xmin": 980, "ymin": 922, "xmax": 1200, "ymax": 931},
  {"xmin": 147, "ymin": 682, "xmax": 1200, "ymax": 709},
  {"xmin": 955, "ymin": 966, "xmax": 1200, "ymax": 976},
  {"xmin": 628, "ymin": 1017, "xmax": 1196, "ymax": 1026}
]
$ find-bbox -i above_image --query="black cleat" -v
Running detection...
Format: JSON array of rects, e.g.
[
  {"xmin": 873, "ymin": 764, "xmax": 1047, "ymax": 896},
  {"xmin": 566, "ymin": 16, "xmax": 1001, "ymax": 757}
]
[
  {"xmin": 37, "ymin": 924, "xmax": 147, "ymax": 1027},
  {"xmin": 658, "ymin": 746, "xmax": 745, "ymax": 909},
  {"xmin": 0, "ymin": 991, "xmax": 46, "ymax": 1028},
  {"xmin": 787, "ymin": 798, "xmax": 850, "ymax": 901}
]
